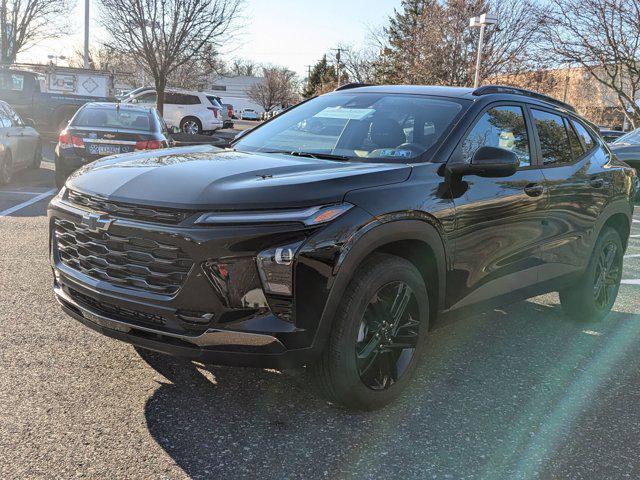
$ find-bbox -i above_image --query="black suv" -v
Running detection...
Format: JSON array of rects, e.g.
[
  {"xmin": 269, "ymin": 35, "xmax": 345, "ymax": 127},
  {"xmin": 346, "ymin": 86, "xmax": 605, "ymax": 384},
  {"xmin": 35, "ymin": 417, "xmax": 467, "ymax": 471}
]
[{"xmin": 49, "ymin": 84, "xmax": 636, "ymax": 410}]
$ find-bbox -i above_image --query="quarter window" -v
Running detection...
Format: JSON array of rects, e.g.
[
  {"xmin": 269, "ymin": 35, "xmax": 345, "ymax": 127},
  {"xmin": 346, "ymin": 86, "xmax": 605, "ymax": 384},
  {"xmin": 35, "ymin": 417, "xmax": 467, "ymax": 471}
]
[
  {"xmin": 461, "ymin": 105, "xmax": 531, "ymax": 167},
  {"xmin": 571, "ymin": 120, "xmax": 596, "ymax": 151},
  {"xmin": 565, "ymin": 118, "xmax": 584, "ymax": 159},
  {"xmin": 531, "ymin": 109, "xmax": 573, "ymax": 165}
]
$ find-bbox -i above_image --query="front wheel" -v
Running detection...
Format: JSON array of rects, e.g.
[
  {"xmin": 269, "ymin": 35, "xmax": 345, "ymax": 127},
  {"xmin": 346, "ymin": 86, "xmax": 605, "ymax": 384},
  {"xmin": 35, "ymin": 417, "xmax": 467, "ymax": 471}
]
[
  {"xmin": 313, "ymin": 253, "xmax": 429, "ymax": 410},
  {"xmin": 560, "ymin": 227, "xmax": 623, "ymax": 323}
]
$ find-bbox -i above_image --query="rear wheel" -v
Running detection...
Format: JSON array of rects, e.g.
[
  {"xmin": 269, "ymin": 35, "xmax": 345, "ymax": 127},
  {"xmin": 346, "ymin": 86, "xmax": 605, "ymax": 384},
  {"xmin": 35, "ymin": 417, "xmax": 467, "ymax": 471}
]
[
  {"xmin": 313, "ymin": 254, "xmax": 429, "ymax": 410},
  {"xmin": 180, "ymin": 117, "xmax": 202, "ymax": 135},
  {"xmin": 0, "ymin": 151, "xmax": 12, "ymax": 185},
  {"xmin": 559, "ymin": 227, "xmax": 623, "ymax": 322},
  {"xmin": 29, "ymin": 142, "xmax": 42, "ymax": 169}
]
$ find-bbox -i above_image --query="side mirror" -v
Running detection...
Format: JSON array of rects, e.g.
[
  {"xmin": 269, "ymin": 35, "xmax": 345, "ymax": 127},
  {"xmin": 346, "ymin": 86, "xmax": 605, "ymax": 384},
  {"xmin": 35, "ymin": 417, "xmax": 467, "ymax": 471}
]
[
  {"xmin": 23, "ymin": 118, "xmax": 36, "ymax": 128},
  {"xmin": 447, "ymin": 146, "xmax": 519, "ymax": 180}
]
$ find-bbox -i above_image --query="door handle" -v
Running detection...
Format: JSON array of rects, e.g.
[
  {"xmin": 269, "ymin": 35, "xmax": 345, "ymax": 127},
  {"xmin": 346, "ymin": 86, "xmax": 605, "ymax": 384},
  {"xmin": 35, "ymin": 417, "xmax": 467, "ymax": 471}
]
[
  {"xmin": 590, "ymin": 178, "xmax": 605, "ymax": 188},
  {"xmin": 524, "ymin": 183, "xmax": 545, "ymax": 197}
]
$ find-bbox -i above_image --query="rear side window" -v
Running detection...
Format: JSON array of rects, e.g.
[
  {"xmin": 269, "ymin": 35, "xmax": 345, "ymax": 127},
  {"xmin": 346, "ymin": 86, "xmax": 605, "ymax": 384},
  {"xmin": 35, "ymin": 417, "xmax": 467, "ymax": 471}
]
[
  {"xmin": 571, "ymin": 120, "xmax": 596, "ymax": 151},
  {"xmin": 531, "ymin": 109, "xmax": 573, "ymax": 165},
  {"xmin": 166, "ymin": 93, "xmax": 201, "ymax": 105},
  {"xmin": 0, "ymin": 104, "xmax": 12, "ymax": 128},
  {"xmin": 462, "ymin": 105, "xmax": 531, "ymax": 167}
]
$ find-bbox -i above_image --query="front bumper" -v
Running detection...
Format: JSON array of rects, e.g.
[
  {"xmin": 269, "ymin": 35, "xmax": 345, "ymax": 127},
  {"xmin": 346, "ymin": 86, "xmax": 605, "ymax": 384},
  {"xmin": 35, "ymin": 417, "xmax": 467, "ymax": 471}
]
[
  {"xmin": 54, "ymin": 282, "xmax": 313, "ymax": 367},
  {"xmin": 48, "ymin": 194, "xmax": 327, "ymax": 368}
]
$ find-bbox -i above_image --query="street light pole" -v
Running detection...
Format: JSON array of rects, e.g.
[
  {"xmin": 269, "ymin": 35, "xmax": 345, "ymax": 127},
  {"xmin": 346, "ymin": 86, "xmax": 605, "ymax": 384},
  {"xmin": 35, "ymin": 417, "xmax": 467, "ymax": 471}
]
[
  {"xmin": 470, "ymin": 13, "xmax": 498, "ymax": 89},
  {"xmin": 83, "ymin": 0, "xmax": 90, "ymax": 69}
]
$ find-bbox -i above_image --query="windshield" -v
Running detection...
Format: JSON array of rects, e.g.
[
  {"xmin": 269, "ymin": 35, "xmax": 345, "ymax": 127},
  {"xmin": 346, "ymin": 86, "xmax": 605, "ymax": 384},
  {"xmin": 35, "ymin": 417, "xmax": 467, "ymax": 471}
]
[
  {"xmin": 72, "ymin": 106, "xmax": 156, "ymax": 131},
  {"xmin": 614, "ymin": 128, "xmax": 640, "ymax": 145},
  {"xmin": 234, "ymin": 93, "xmax": 467, "ymax": 161}
]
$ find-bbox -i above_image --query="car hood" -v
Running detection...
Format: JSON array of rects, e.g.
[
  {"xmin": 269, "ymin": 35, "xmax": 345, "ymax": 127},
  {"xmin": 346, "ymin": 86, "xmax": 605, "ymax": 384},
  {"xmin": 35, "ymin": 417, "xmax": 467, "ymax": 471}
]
[{"xmin": 66, "ymin": 145, "xmax": 412, "ymax": 210}]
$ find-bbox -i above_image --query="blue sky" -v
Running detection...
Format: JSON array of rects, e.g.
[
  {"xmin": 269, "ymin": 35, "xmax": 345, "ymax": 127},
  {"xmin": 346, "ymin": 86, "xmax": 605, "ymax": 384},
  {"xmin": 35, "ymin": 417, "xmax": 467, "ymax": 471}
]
[{"xmin": 20, "ymin": 0, "xmax": 401, "ymax": 76}]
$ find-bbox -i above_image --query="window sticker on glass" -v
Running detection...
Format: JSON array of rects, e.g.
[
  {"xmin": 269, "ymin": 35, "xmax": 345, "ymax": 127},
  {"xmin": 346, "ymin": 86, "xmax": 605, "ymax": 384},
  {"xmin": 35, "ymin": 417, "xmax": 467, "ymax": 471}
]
[{"xmin": 315, "ymin": 107, "xmax": 374, "ymax": 120}]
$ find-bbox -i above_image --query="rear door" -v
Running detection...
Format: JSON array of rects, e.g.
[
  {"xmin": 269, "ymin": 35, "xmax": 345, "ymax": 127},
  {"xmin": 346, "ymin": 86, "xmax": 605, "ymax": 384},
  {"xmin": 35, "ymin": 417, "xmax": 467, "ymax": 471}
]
[
  {"xmin": 532, "ymin": 108, "xmax": 612, "ymax": 274},
  {"xmin": 0, "ymin": 102, "xmax": 26, "ymax": 168},
  {"xmin": 4, "ymin": 103, "xmax": 38, "ymax": 165},
  {"xmin": 448, "ymin": 103, "xmax": 551, "ymax": 310}
]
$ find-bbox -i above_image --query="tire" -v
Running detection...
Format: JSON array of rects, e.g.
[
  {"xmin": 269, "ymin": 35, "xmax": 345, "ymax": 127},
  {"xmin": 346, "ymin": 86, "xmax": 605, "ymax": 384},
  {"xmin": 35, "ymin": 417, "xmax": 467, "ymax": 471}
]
[
  {"xmin": 313, "ymin": 253, "xmax": 430, "ymax": 410},
  {"xmin": 54, "ymin": 161, "xmax": 70, "ymax": 190},
  {"xmin": 30, "ymin": 142, "xmax": 42, "ymax": 169},
  {"xmin": 0, "ymin": 151, "xmax": 12, "ymax": 186},
  {"xmin": 560, "ymin": 227, "xmax": 623, "ymax": 323},
  {"xmin": 180, "ymin": 117, "xmax": 202, "ymax": 135}
]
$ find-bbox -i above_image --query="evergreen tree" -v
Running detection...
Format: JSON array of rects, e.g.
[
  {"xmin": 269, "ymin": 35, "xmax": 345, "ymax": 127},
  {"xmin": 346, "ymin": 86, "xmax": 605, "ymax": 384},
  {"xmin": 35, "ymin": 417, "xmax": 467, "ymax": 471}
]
[{"xmin": 303, "ymin": 55, "xmax": 339, "ymax": 98}]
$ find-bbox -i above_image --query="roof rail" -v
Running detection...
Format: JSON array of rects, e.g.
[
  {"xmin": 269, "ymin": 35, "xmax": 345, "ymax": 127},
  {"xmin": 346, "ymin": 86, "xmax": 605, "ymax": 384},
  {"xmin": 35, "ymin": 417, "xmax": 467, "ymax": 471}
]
[
  {"xmin": 334, "ymin": 83, "xmax": 373, "ymax": 91},
  {"xmin": 472, "ymin": 85, "xmax": 576, "ymax": 113}
]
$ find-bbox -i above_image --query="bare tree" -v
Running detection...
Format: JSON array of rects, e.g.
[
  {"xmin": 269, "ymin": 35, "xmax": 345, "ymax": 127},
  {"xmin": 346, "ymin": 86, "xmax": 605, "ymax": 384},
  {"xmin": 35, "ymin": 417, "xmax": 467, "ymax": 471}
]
[
  {"xmin": 226, "ymin": 58, "xmax": 260, "ymax": 76},
  {"xmin": 0, "ymin": 0, "xmax": 71, "ymax": 64},
  {"xmin": 540, "ymin": 0, "xmax": 640, "ymax": 128},
  {"xmin": 329, "ymin": 45, "xmax": 378, "ymax": 84},
  {"xmin": 98, "ymin": 0, "xmax": 241, "ymax": 114},
  {"xmin": 247, "ymin": 66, "xmax": 298, "ymax": 112}
]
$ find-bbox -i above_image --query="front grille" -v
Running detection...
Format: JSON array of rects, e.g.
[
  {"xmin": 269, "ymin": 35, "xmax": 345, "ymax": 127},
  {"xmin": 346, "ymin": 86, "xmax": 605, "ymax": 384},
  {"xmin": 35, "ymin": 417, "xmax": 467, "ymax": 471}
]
[
  {"xmin": 67, "ymin": 190, "xmax": 192, "ymax": 225},
  {"xmin": 55, "ymin": 219, "xmax": 193, "ymax": 295},
  {"xmin": 69, "ymin": 288, "xmax": 166, "ymax": 327}
]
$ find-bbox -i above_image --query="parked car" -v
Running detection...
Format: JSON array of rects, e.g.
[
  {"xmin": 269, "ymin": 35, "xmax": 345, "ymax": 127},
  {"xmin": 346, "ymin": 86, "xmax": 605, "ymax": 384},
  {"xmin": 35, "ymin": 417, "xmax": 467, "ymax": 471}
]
[
  {"xmin": 0, "ymin": 100, "xmax": 41, "ymax": 185},
  {"xmin": 610, "ymin": 128, "xmax": 640, "ymax": 174},
  {"xmin": 240, "ymin": 108, "xmax": 260, "ymax": 121},
  {"xmin": 124, "ymin": 88, "xmax": 223, "ymax": 134},
  {"xmin": 49, "ymin": 84, "xmax": 636, "ymax": 411},
  {"xmin": 54, "ymin": 102, "xmax": 174, "ymax": 188},
  {"xmin": 205, "ymin": 94, "xmax": 233, "ymax": 129},
  {"xmin": 0, "ymin": 68, "xmax": 113, "ymax": 134},
  {"xmin": 599, "ymin": 127, "xmax": 625, "ymax": 143}
]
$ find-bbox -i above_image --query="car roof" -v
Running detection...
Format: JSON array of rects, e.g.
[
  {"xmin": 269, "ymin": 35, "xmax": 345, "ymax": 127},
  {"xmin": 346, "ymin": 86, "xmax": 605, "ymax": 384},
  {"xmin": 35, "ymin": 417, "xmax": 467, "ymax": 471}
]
[
  {"xmin": 331, "ymin": 84, "xmax": 577, "ymax": 115},
  {"xmin": 82, "ymin": 102, "xmax": 154, "ymax": 112}
]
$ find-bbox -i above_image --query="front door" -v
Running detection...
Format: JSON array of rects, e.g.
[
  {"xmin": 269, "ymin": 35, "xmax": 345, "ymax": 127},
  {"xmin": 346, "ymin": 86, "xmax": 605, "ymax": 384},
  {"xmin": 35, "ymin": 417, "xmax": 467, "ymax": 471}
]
[{"xmin": 447, "ymin": 104, "xmax": 550, "ymax": 310}]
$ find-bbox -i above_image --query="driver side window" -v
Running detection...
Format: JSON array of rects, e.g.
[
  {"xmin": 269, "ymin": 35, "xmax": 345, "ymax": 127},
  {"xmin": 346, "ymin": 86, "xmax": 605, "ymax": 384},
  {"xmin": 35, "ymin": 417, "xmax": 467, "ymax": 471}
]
[{"xmin": 462, "ymin": 105, "xmax": 531, "ymax": 167}]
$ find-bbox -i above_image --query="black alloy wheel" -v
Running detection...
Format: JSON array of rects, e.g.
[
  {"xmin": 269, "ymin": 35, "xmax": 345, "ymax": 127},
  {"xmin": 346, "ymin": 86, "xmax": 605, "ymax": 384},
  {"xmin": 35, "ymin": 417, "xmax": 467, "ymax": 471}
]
[
  {"xmin": 355, "ymin": 281, "xmax": 420, "ymax": 390},
  {"xmin": 592, "ymin": 241, "xmax": 622, "ymax": 310},
  {"xmin": 560, "ymin": 227, "xmax": 623, "ymax": 323},
  {"xmin": 313, "ymin": 253, "xmax": 429, "ymax": 410}
]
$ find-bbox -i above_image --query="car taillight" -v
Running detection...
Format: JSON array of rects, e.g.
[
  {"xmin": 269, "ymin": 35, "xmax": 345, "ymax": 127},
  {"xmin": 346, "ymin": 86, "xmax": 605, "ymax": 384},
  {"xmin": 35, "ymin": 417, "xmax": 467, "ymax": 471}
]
[
  {"xmin": 58, "ymin": 132, "xmax": 84, "ymax": 149},
  {"xmin": 207, "ymin": 107, "xmax": 219, "ymax": 118},
  {"xmin": 135, "ymin": 140, "xmax": 163, "ymax": 150}
]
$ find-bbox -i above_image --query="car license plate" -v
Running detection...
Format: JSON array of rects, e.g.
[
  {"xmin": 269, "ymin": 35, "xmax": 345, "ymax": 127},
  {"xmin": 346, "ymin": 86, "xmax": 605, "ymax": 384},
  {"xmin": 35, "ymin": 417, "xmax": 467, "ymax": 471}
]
[{"xmin": 88, "ymin": 144, "xmax": 121, "ymax": 156}]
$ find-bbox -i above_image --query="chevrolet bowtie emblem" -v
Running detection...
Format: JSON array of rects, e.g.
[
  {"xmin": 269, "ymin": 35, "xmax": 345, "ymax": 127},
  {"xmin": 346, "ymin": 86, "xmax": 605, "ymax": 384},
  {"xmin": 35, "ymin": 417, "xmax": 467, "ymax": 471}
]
[
  {"xmin": 81, "ymin": 212, "xmax": 113, "ymax": 232},
  {"xmin": 103, "ymin": 133, "xmax": 116, "ymax": 139}
]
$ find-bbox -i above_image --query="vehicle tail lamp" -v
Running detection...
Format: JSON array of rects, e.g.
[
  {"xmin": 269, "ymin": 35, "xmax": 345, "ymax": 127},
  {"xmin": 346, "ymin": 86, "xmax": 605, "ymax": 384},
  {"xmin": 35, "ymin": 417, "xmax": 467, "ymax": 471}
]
[
  {"xmin": 208, "ymin": 107, "xmax": 219, "ymax": 118},
  {"xmin": 135, "ymin": 140, "xmax": 163, "ymax": 150},
  {"xmin": 58, "ymin": 131, "xmax": 85, "ymax": 149},
  {"xmin": 256, "ymin": 241, "xmax": 303, "ymax": 296},
  {"xmin": 195, "ymin": 203, "xmax": 353, "ymax": 226}
]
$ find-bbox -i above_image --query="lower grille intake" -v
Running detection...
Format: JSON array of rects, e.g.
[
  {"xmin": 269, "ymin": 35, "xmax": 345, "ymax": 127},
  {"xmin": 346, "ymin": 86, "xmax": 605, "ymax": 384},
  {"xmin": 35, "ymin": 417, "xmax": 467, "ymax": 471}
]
[{"xmin": 55, "ymin": 218, "xmax": 193, "ymax": 295}]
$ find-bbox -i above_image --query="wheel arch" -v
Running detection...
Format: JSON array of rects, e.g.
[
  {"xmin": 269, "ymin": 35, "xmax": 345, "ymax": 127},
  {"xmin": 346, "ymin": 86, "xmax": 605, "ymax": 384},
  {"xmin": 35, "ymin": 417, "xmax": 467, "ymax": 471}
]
[
  {"xmin": 594, "ymin": 199, "xmax": 633, "ymax": 251},
  {"xmin": 310, "ymin": 218, "xmax": 448, "ymax": 356}
]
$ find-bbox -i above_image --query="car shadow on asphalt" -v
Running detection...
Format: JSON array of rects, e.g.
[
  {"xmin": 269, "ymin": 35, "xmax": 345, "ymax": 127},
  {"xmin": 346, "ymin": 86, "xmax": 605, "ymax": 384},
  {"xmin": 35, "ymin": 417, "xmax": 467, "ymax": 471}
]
[{"xmin": 136, "ymin": 298, "xmax": 640, "ymax": 480}]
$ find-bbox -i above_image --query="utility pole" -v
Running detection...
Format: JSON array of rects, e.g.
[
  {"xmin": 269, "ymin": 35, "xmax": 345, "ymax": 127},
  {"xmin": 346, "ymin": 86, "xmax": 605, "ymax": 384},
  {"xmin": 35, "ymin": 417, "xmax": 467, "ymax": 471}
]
[
  {"xmin": 469, "ymin": 14, "xmax": 498, "ymax": 89},
  {"xmin": 0, "ymin": 0, "xmax": 7, "ymax": 64},
  {"xmin": 305, "ymin": 64, "xmax": 312, "ymax": 90},
  {"xmin": 331, "ymin": 48, "xmax": 342, "ymax": 86},
  {"xmin": 83, "ymin": 0, "xmax": 90, "ymax": 69}
]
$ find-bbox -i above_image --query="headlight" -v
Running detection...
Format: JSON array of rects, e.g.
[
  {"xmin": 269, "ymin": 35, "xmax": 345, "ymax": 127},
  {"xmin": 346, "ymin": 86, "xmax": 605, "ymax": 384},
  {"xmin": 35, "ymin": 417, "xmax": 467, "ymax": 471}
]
[{"xmin": 195, "ymin": 203, "xmax": 353, "ymax": 226}]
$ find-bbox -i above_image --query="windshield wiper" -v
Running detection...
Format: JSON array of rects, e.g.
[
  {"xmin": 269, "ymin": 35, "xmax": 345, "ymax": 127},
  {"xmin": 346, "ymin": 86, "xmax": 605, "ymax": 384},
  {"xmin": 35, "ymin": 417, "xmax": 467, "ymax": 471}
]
[{"xmin": 260, "ymin": 150, "xmax": 351, "ymax": 161}]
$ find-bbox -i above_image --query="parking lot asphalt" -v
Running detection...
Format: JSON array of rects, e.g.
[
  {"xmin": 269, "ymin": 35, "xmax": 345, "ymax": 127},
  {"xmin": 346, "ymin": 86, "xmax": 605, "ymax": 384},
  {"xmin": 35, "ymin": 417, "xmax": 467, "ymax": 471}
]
[{"xmin": 1, "ymin": 151, "xmax": 640, "ymax": 479}]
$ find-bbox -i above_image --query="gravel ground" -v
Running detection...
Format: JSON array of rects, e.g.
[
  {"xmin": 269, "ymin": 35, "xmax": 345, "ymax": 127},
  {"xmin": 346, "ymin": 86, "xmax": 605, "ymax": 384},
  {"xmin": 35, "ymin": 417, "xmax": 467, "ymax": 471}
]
[{"xmin": 1, "ymin": 155, "xmax": 640, "ymax": 479}]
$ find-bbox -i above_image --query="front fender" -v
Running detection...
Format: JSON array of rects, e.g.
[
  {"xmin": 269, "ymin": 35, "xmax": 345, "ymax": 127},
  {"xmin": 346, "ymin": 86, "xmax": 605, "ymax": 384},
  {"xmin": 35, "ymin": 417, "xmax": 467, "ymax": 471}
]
[{"xmin": 294, "ymin": 209, "xmax": 448, "ymax": 359}]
